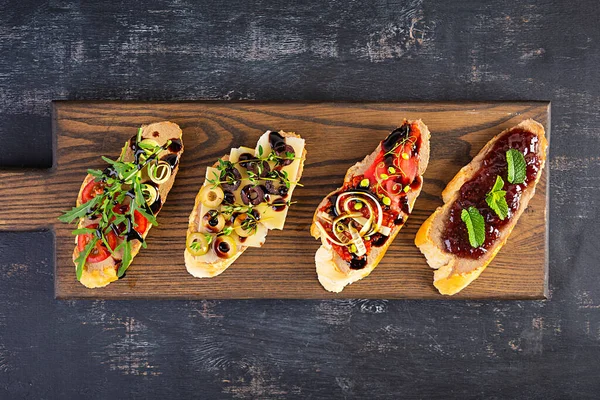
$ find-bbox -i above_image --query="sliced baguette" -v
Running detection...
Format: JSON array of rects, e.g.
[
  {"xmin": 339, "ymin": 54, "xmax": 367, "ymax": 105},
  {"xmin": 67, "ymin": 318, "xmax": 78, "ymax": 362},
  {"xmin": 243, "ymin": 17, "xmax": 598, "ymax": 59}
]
[
  {"xmin": 415, "ymin": 119, "xmax": 548, "ymax": 295},
  {"xmin": 74, "ymin": 121, "xmax": 183, "ymax": 288},
  {"xmin": 185, "ymin": 130, "xmax": 306, "ymax": 278},
  {"xmin": 311, "ymin": 120, "xmax": 431, "ymax": 292}
]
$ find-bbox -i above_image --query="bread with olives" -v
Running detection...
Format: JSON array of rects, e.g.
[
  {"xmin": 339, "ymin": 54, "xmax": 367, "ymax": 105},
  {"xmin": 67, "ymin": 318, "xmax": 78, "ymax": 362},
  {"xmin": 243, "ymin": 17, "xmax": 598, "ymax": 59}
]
[
  {"xmin": 415, "ymin": 119, "xmax": 548, "ymax": 295},
  {"xmin": 185, "ymin": 130, "xmax": 306, "ymax": 278}
]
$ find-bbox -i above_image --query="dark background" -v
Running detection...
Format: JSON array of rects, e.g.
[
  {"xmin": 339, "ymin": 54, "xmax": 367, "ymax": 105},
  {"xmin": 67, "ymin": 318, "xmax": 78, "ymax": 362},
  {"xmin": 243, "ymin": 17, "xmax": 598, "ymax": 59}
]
[{"xmin": 1, "ymin": 0, "xmax": 599, "ymax": 399}]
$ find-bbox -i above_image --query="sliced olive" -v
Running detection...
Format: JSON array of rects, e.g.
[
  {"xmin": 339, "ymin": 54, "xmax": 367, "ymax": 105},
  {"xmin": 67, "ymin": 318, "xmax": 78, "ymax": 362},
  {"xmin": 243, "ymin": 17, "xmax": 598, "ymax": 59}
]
[
  {"xmin": 237, "ymin": 152, "xmax": 255, "ymax": 169},
  {"xmin": 264, "ymin": 180, "xmax": 278, "ymax": 195},
  {"xmin": 276, "ymin": 144, "xmax": 295, "ymax": 166},
  {"xmin": 214, "ymin": 235, "xmax": 237, "ymax": 259},
  {"xmin": 187, "ymin": 232, "xmax": 210, "ymax": 256},
  {"xmin": 278, "ymin": 185, "xmax": 289, "ymax": 197},
  {"xmin": 223, "ymin": 190, "xmax": 235, "ymax": 205},
  {"xmin": 240, "ymin": 185, "xmax": 265, "ymax": 206},
  {"xmin": 245, "ymin": 159, "xmax": 270, "ymax": 177},
  {"xmin": 199, "ymin": 185, "xmax": 225, "ymax": 208},
  {"xmin": 202, "ymin": 211, "xmax": 225, "ymax": 233},
  {"xmin": 221, "ymin": 167, "xmax": 242, "ymax": 191},
  {"xmin": 233, "ymin": 214, "xmax": 257, "ymax": 237}
]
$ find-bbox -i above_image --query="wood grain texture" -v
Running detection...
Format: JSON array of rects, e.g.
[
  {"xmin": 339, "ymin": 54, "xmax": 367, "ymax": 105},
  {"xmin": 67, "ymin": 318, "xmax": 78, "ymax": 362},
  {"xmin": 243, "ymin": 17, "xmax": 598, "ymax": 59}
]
[{"xmin": 0, "ymin": 101, "xmax": 549, "ymax": 299}]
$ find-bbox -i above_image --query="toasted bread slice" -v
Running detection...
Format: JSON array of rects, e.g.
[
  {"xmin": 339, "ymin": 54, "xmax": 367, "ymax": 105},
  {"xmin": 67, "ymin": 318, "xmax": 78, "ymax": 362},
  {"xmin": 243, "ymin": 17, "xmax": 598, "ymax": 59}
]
[
  {"xmin": 415, "ymin": 119, "xmax": 548, "ymax": 295},
  {"xmin": 311, "ymin": 120, "xmax": 431, "ymax": 292},
  {"xmin": 73, "ymin": 122, "xmax": 183, "ymax": 288},
  {"xmin": 185, "ymin": 130, "xmax": 306, "ymax": 278}
]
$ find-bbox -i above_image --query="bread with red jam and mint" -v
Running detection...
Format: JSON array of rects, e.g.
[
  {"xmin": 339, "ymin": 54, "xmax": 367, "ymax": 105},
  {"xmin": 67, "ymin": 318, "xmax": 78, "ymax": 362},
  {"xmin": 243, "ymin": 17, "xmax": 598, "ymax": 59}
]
[
  {"xmin": 311, "ymin": 120, "xmax": 431, "ymax": 292},
  {"xmin": 185, "ymin": 130, "xmax": 306, "ymax": 278},
  {"xmin": 59, "ymin": 122, "xmax": 184, "ymax": 288},
  {"xmin": 415, "ymin": 119, "xmax": 548, "ymax": 295}
]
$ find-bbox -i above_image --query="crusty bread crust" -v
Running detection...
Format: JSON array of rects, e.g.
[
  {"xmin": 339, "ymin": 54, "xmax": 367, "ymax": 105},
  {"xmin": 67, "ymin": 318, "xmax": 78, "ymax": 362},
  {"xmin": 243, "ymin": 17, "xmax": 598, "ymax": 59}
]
[
  {"xmin": 73, "ymin": 121, "xmax": 183, "ymax": 288},
  {"xmin": 311, "ymin": 120, "xmax": 431, "ymax": 292},
  {"xmin": 415, "ymin": 119, "xmax": 548, "ymax": 295},
  {"xmin": 185, "ymin": 131, "xmax": 307, "ymax": 278}
]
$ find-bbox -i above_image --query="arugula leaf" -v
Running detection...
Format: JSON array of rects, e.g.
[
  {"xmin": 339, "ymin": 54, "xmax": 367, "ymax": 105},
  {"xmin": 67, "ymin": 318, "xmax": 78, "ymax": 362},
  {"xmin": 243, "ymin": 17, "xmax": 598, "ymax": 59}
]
[
  {"xmin": 71, "ymin": 227, "xmax": 96, "ymax": 235},
  {"xmin": 133, "ymin": 176, "xmax": 146, "ymax": 207},
  {"xmin": 258, "ymin": 145, "xmax": 263, "ymax": 157},
  {"xmin": 58, "ymin": 196, "xmax": 101, "ymax": 223},
  {"xmin": 117, "ymin": 240, "xmax": 132, "ymax": 277},
  {"xmin": 87, "ymin": 169, "xmax": 104, "ymax": 178},
  {"xmin": 486, "ymin": 176, "xmax": 509, "ymax": 220},
  {"xmin": 461, "ymin": 206, "xmax": 486, "ymax": 248},
  {"xmin": 506, "ymin": 149, "xmax": 526, "ymax": 184},
  {"xmin": 74, "ymin": 236, "xmax": 98, "ymax": 281}
]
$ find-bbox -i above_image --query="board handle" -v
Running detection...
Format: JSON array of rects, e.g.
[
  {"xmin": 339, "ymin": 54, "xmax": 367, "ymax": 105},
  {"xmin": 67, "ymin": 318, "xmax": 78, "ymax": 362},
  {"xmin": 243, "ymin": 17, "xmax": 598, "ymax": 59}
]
[{"xmin": 0, "ymin": 169, "xmax": 57, "ymax": 230}]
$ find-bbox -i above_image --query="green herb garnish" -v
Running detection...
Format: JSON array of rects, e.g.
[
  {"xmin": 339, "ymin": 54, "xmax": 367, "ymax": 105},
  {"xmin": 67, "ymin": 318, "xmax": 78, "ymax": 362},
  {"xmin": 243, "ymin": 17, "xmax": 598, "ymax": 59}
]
[
  {"xmin": 486, "ymin": 176, "xmax": 509, "ymax": 220},
  {"xmin": 461, "ymin": 206, "xmax": 485, "ymax": 248},
  {"xmin": 116, "ymin": 240, "xmax": 132, "ymax": 278},
  {"xmin": 74, "ymin": 236, "xmax": 98, "ymax": 280},
  {"xmin": 506, "ymin": 149, "xmax": 526, "ymax": 184}
]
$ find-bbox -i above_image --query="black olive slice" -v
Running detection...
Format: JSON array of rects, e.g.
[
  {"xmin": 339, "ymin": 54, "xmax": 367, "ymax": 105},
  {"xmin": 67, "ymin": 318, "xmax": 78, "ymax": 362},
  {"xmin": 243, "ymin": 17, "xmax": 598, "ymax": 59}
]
[
  {"xmin": 240, "ymin": 185, "xmax": 265, "ymax": 206},
  {"xmin": 276, "ymin": 144, "xmax": 295, "ymax": 166},
  {"xmin": 221, "ymin": 167, "xmax": 242, "ymax": 191}
]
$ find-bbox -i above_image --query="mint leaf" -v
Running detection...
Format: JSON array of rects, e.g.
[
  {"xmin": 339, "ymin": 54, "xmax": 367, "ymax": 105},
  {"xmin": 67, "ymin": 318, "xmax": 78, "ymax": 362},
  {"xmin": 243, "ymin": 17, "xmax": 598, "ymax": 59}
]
[
  {"xmin": 461, "ymin": 207, "xmax": 486, "ymax": 248},
  {"xmin": 486, "ymin": 176, "xmax": 509, "ymax": 220},
  {"xmin": 506, "ymin": 149, "xmax": 526, "ymax": 184}
]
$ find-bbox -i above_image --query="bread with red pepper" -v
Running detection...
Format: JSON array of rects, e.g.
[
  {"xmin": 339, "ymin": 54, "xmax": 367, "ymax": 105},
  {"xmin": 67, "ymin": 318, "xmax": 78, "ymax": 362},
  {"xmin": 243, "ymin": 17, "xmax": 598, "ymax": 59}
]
[
  {"xmin": 415, "ymin": 119, "xmax": 548, "ymax": 295},
  {"xmin": 311, "ymin": 120, "xmax": 431, "ymax": 292}
]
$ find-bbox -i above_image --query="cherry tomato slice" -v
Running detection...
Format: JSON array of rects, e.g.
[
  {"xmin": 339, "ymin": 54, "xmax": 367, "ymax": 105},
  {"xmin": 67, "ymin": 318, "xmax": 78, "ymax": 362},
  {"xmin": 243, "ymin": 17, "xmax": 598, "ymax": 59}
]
[
  {"xmin": 112, "ymin": 205, "xmax": 149, "ymax": 235},
  {"xmin": 81, "ymin": 180, "xmax": 105, "ymax": 203},
  {"xmin": 134, "ymin": 210, "xmax": 149, "ymax": 234},
  {"xmin": 76, "ymin": 224, "xmax": 117, "ymax": 263}
]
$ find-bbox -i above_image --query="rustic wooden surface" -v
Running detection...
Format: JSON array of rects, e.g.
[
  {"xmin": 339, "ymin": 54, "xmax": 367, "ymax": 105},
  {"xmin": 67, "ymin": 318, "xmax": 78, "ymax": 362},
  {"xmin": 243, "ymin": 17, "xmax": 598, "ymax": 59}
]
[
  {"xmin": 0, "ymin": 0, "xmax": 598, "ymax": 398},
  {"xmin": 43, "ymin": 101, "xmax": 549, "ymax": 300}
]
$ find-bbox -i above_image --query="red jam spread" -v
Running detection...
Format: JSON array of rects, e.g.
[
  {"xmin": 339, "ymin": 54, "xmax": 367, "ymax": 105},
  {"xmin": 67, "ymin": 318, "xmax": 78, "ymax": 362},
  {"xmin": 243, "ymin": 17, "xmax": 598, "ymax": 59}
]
[
  {"xmin": 441, "ymin": 128, "xmax": 541, "ymax": 259},
  {"xmin": 317, "ymin": 122, "xmax": 423, "ymax": 269}
]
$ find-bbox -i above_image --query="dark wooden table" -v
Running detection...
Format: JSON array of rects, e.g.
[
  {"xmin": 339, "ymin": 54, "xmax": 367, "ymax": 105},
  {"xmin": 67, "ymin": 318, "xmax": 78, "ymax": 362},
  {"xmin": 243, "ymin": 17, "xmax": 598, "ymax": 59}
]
[{"xmin": 0, "ymin": 1, "xmax": 598, "ymax": 399}]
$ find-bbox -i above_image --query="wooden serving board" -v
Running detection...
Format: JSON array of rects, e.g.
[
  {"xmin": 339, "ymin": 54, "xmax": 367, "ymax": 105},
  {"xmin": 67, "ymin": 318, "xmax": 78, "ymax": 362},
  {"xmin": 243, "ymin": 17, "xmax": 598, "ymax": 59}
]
[{"xmin": 0, "ymin": 102, "xmax": 550, "ymax": 299}]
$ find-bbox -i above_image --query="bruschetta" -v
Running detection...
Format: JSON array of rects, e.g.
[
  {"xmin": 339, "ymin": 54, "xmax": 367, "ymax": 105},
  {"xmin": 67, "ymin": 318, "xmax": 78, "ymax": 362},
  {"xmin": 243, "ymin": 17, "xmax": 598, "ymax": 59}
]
[
  {"xmin": 415, "ymin": 119, "xmax": 548, "ymax": 295},
  {"xmin": 311, "ymin": 120, "xmax": 431, "ymax": 292},
  {"xmin": 185, "ymin": 130, "xmax": 306, "ymax": 277},
  {"xmin": 59, "ymin": 122, "xmax": 184, "ymax": 288}
]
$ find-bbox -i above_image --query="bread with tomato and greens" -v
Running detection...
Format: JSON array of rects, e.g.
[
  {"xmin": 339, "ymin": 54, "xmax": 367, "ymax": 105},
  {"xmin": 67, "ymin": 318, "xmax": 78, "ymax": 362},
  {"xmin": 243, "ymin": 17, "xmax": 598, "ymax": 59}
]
[
  {"xmin": 184, "ymin": 130, "xmax": 306, "ymax": 278},
  {"xmin": 311, "ymin": 120, "xmax": 431, "ymax": 292},
  {"xmin": 58, "ymin": 122, "xmax": 184, "ymax": 288},
  {"xmin": 415, "ymin": 119, "xmax": 548, "ymax": 295}
]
